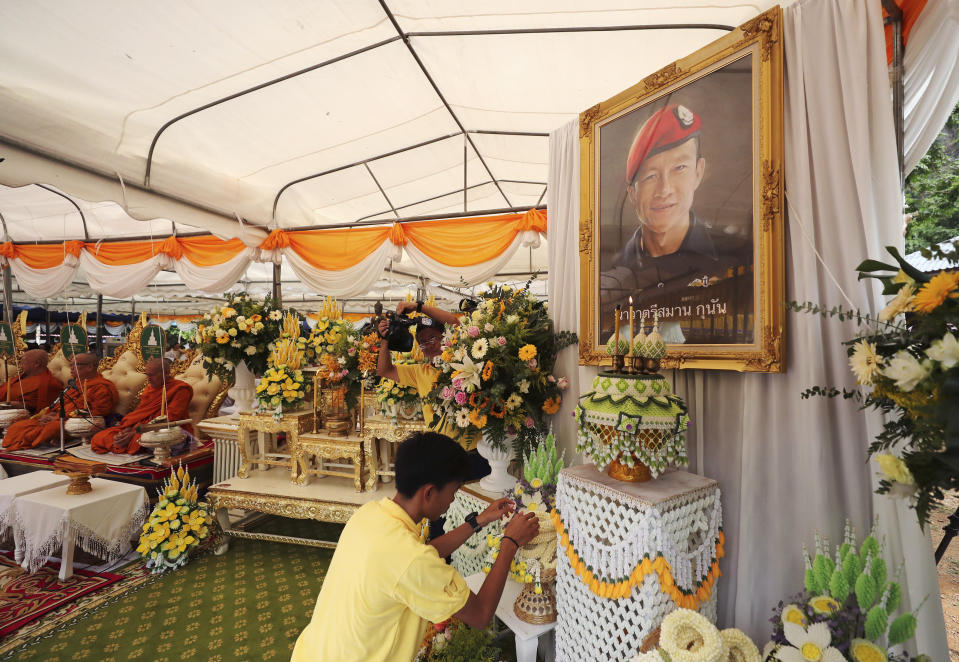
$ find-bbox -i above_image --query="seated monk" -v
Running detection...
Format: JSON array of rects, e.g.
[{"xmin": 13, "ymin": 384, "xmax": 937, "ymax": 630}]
[
  {"xmin": 91, "ymin": 358, "xmax": 194, "ymax": 455},
  {"xmin": 3, "ymin": 353, "xmax": 119, "ymax": 451},
  {"xmin": 0, "ymin": 349, "xmax": 63, "ymax": 414}
]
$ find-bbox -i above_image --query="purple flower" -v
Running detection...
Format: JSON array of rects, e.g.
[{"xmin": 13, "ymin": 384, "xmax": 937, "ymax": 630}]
[
  {"xmin": 507, "ymin": 425, "xmax": 518, "ymax": 435},
  {"xmin": 468, "ymin": 326, "xmax": 480, "ymax": 338},
  {"xmin": 454, "ymin": 391, "xmax": 467, "ymax": 405}
]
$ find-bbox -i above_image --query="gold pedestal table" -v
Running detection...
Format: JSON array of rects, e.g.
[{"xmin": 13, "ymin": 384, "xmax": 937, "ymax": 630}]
[
  {"xmin": 236, "ymin": 410, "xmax": 314, "ymax": 480},
  {"xmin": 362, "ymin": 415, "xmax": 427, "ymax": 485},
  {"xmin": 291, "ymin": 431, "xmax": 375, "ymax": 492}
]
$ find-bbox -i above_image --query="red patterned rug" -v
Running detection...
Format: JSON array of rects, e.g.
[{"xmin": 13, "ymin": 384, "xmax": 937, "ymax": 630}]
[{"xmin": 0, "ymin": 550, "xmax": 127, "ymax": 639}]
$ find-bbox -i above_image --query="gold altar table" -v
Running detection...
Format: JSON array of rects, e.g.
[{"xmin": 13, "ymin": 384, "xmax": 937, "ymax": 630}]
[{"xmin": 236, "ymin": 410, "xmax": 314, "ymax": 479}]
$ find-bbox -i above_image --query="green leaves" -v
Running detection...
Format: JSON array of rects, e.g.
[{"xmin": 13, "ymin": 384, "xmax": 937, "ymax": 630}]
[
  {"xmin": 888, "ymin": 613, "xmax": 917, "ymax": 645},
  {"xmin": 864, "ymin": 604, "xmax": 889, "ymax": 641},
  {"xmin": 855, "ymin": 572, "xmax": 878, "ymax": 611}
]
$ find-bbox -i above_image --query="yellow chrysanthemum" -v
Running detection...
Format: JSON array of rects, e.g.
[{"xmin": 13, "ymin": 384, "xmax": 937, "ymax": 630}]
[
  {"xmin": 910, "ymin": 270, "xmax": 959, "ymax": 313},
  {"xmin": 518, "ymin": 344, "xmax": 537, "ymax": 361},
  {"xmin": 849, "ymin": 340, "xmax": 883, "ymax": 385},
  {"xmin": 781, "ymin": 604, "xmax": 807, "ymax": 627}
]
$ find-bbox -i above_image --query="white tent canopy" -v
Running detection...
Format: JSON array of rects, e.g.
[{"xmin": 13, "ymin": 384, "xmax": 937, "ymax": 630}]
[{"xmin": 0, "ymin": 1, "xmax": 781, "ymax": 240}]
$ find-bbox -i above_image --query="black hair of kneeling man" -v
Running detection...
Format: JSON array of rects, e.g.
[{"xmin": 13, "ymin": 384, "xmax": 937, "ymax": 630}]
[{"xmin": 395, "ymin": 431, "xmax": 469, "ymax": 498}]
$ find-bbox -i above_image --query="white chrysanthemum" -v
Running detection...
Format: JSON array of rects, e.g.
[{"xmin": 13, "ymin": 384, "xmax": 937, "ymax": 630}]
[
  {"xmin": 268, "ymin": 310, "xmax": 283, "ymax": 320},
  {"xmin": 877, "ymin": 282, "xmax": 915, "ymax": 321},
  {"xmin": 455, "ymin": 409, "xmax": 470, "ymax": 428},
  {"xmin": 849, "ymin": 340, "xmax": 883, "ymax": 385},
  {"xmin": 776, "ymin": 622, "xmax": 845, "ymax": 662},
  {"xmin": 244, "ymin": 345, "xmax": 257, "ymax": 356},
  {"xmin": 882, "ymin": 350, "xmax": 932, "ymax": 392},
  {"xmin": 720, "ymin": 628, "xmax": 760, "ymax": 662},
  {"xmin": 926, "ymin": 331, "xmax": 959, "ymax": 370},
  {"xmin": 471, "ymin": 337, "xmax": 489, "ymax": 359}
]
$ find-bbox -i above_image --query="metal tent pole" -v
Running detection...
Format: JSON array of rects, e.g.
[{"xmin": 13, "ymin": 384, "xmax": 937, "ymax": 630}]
[
  {"xmin": 1, "ymin": 268, "xmax": 12, "ymax": 324},
  {"xmin": 95, "ymin": 294, "xmax": 104, "ymax": 357},
  {"xmin": 273, "ymin": 262, "xmax": 282, "ymax": 306}
]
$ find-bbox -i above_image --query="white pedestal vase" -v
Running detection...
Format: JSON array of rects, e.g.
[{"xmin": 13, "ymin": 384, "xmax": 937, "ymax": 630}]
[
  {"xmin": 228, "ymin": 360, "xmax": 257, "ymax": 417},
  {"xmin": 477, "ymin": 433, "xmax": 517, "ymax": 493}
]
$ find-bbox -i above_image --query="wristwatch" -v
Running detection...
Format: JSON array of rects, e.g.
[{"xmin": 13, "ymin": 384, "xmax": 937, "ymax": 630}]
[
  {"xmin": 464, "ymin": 511, "xmax": 482, "ymax": 534},
  {"xmin": 416, "ymin": 300, "xmax": 424, "ymax": 313}
]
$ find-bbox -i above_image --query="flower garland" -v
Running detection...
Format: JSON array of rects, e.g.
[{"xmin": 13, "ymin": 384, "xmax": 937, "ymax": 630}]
[
  {"xmin": 552, "ymin": 509, "xmax": 724, "ymax": 609},
  {"xmin": 136, "ymin": 466, "xmax": 213, "ymax": 574},
  {"xmin": 630, "ymin": 609, "xmax": 760, "ymax": 662}
]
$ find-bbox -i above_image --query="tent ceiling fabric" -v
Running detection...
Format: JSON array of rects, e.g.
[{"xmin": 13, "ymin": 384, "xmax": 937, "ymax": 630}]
[{"xmin": 0, "ymin": 0, "xmax": 782, "ymax": 239}]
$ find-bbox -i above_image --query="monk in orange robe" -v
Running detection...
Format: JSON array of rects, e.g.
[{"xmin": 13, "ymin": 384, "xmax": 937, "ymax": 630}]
[
  {"xmin": 0, "ymin": 349, "xmax": 62, "ymax": 414},
  {"xmin": 91, "ymin": 358, "xmax": 193, "ymax": 455},
  {"xmin": 3, "ymin": 353, "xmax": 119, "ymax": 450}
]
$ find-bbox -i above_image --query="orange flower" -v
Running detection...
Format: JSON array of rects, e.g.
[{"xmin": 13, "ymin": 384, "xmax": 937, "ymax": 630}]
[
  {"xmin": 467, "ymin": 409, "xmax": 487, "ymax": 429},
  {"xmin": 481, "ymin": 360, "xmax": 493, "ymax": 381},
  {"xmin": 911, "ymin": 271, "xmax": 959, "ymax": 312},
  {"xmin": 468, "ymin": 393, "xmax": 479, "ymax": 407},
  {"xmin": 489, "ymin": 399, "xmax": 505, "ymax": 418},
  {"xmin": 542, "ymin": 396, "xmax": 561, "ymax": 415}
]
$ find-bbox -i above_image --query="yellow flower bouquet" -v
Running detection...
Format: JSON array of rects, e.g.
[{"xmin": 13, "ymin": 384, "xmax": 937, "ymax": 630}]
[
  {"xmin": 137, "ymin": 466, "xmax": 214, "ymax": 573},
  {"xmin": 256, "ymin": 313, "xmax": 307, "ymax": 412}
]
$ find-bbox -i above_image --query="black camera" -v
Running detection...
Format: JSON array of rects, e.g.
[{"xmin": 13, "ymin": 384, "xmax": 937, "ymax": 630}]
[
  {"xmin": 381, "ymin": 311, "xmax": 417, "ymax": 352},
  {"xmin": 458, "ymin": 298, "xmax": 479, "ymax": 313}
]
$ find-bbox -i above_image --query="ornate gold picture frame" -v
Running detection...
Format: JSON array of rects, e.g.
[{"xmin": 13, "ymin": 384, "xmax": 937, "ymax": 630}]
[{"xmin": 579, "ymin": 7, "xmax": 784, "ymax": 372}]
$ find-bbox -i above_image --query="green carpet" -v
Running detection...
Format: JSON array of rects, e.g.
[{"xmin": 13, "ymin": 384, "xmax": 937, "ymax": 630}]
[{"xmin": 6, "ymin": 517, "xmax": 342, "ymax": 662}]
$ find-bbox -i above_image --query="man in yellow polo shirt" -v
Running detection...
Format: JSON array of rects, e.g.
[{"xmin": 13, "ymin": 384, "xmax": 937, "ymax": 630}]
[
  {"xmin": 377, "ymin": 300, "xmax": 491, "ymax": 480},
  {"xmin": 291, "ymin": 432, "xmax": 539, "ymax": 662}
]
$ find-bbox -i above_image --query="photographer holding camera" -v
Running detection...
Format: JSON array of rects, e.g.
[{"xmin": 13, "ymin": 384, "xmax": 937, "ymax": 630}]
[{"xmin": 377, "ymin": 300, "xmax": 490, "ymax": 481}]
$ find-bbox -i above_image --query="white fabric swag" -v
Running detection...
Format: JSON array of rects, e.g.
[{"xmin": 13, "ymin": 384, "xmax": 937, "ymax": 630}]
[{"xmin": 546, "ymin": 0, "xmax": 948, "ymax": 655}]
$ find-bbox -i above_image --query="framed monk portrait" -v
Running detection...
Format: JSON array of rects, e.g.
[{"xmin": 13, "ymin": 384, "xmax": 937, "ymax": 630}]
[{"xmin": 579, "ymin": 7, "xmax": 785, "ymax": 372}]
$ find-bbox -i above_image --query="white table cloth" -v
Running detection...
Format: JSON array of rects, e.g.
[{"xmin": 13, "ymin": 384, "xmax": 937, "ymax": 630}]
[
  {"xmin": 12, "ymin": 477, "xmax": 149, "ymax": 579},
  {"xmin": 0, "ymin": 472, "xmax": 71, "ymax": 532}
]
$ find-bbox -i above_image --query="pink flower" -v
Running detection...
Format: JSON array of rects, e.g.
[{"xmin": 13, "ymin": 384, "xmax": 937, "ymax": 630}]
[
  {"xmin": 496, "ymin": 336, "xmax": 507, "ymax": 346},
  {"xmin": 454, "ymin": 391, "xmax": 467, "ymax": 405},
  {"xmin": 347, "ymin": 347, "xmax": 356, "ymax": 355},
  {"xmin": 441, "ymin": 386, "xmax": 453, "ymax": 400},
  {"xmin": 527, "ymin": 358, "xmax": 537, "ymax": 369},
  {"xmin": 340, "ymin": 369, "xmax": 349, "ymax": 377},
  {"xmin": 547, "ymin": 375, "xmax": 556, "ymax": 383},
  {"xmin": 453, "ymin": 377, "xmax": 464, "ymax": 389},
  {"xmin": 557, "ymin": 377, "xmax": 569, "ymax": 390},
  {"xmin": 524, "ymin": 416, "xmax": 534, "ymax": 428},
  {"xmin": 468, "ymin": 326, "xmax": 480, "ymax": 338}
]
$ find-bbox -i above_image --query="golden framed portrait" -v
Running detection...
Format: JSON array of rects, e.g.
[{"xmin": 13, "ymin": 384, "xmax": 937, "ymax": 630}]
[{"xmin": 579, "ymin": 7, "xmax": 784, "ymax": 372}]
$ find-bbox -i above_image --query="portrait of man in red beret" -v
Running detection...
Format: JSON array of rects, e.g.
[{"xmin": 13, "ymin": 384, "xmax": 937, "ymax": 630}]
[{"xmin": 598, "ymin": 58, "xmax": 755, "ymax": 346}]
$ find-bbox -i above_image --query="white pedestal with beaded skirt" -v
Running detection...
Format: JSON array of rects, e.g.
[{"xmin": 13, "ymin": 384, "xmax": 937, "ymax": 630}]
[{"xmin": 553, "ymin": 465, "xmax": 723, "ymax": 662}]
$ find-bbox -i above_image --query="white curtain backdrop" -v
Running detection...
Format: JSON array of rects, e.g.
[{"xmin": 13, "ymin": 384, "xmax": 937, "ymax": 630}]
[
  {"xmin": 903, "ymin": 0, "xmax": 959, "ymax": 173},
  {"xmin": 6, "ymin": 258, "xmax": 79, "ymax": 299},
  {"xmin": 547, "ymin": 0, "xmax": 948, "ymax": 654}
]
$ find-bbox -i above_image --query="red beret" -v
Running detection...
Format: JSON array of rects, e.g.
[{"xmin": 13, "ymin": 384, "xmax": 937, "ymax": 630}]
[{"xmin": 625, "ymin": 104, "xmax": 702, "ymax": 184}]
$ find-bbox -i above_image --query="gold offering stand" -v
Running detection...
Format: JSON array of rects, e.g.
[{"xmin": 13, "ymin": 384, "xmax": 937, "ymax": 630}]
[
  {"xmin": 53, "ymin": 456, "xmax": 106, "ymax": 495},
  {"xmin": 235, "ymin": 409, "xmax": 314, "ymax": 479}
]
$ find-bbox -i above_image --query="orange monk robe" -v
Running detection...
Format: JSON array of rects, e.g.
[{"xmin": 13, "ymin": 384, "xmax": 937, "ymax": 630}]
[
  {"xmin": 90, "ymin": 379, "xmax": 193, "ymax": 455},
  {"xmin": 0, "ymin": 368, "xmax": 62, "ymax": 414},
  {"xmin": 2, "ymin": 375, "xmax": 119, "ymax": 451}
]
